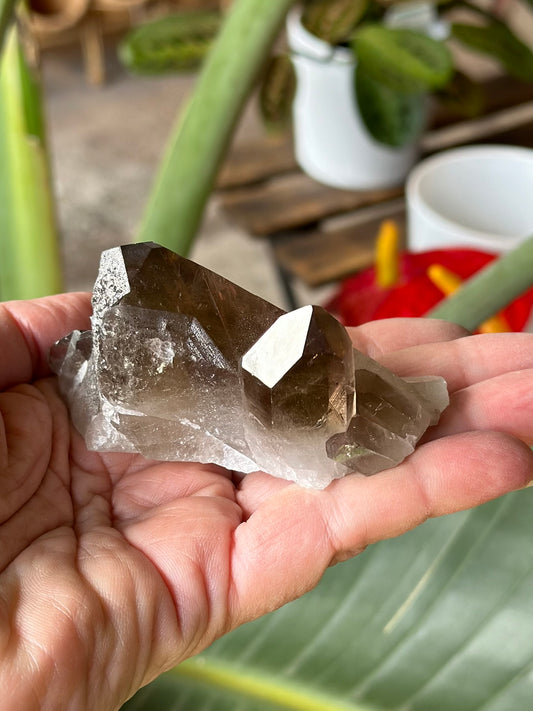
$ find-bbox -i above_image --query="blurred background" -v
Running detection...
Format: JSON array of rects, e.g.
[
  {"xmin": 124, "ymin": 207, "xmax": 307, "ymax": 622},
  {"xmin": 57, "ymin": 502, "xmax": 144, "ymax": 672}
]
[{"xmin": 30, "ymin": 0, "xmax": 533, "ymax": 316}]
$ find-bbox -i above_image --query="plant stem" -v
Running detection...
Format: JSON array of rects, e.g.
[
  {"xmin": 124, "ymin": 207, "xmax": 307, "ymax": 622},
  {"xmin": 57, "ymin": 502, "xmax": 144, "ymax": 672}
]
[
  {"xmin": 427, "ymin": 234, "xmax": 533, "ymax": 330},
  {"xmin": 0, "ymin": 0, "xmax": 16, "ymax": 55},
  {"xmin": 137, "ymin": 0, "xmax": 295, "ymax": 255},
  {"xmin": 0, "ymin": 27, "xmax": 63, "ymax": 301}
]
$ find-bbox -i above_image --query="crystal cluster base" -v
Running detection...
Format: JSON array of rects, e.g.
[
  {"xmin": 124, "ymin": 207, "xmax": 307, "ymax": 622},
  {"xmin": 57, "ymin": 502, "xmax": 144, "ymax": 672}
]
[{"xmin": 50, "ymin": 243, "xmax": 449, "ymax": 489}]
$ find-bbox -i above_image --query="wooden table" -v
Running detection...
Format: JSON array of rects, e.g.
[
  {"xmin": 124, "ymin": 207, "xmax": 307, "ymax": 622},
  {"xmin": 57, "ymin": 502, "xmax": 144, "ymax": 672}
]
[{"xmin": 217, "ymin": 76, "xmax": 533, "ymax": 309}]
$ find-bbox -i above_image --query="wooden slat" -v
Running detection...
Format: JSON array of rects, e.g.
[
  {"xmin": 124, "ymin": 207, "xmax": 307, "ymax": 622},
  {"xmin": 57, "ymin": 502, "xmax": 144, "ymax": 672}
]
[
  {"xmin": 219, "ymin": 173, "xmax": 403, "ymax": 235},
  {"xmin": 217, "ymin": 135, "xmax": 296, "ymax": 189},
  {"xmin": 422, "ymin": 104, "xmax": 533, "ymax": 153},
  {"xmin": 218, "ymin": 113, "xmax": 533, "ymax": 239},
  {"xmin": 431, "ymin": 75, "xmax": 533, "ymax": 129},
  {"xmin": 273, "ymin": 205, "xmax": 406, "ymax": 287},
  {"xmin": 468, "ymin": 121, "xmax": 533, "ymax": 150}
]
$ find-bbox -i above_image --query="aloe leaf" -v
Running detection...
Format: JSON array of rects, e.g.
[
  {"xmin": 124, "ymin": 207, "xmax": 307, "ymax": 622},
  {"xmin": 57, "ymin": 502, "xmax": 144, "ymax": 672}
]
[
  {"xmin": 118, "ymin": 11, "xmax": 222, "ymax": 75},
  {"xmin": 123, "ymin": 488, "xmax": 533, "ymax": 710},
  {"xmin": 0, "ymin": 27, "xmax": 62, "ymax": 301},
  {"xmin": 259, "ymin": 54, "xmax": 296, "ymax": 132},
  {"xmin": 355, "ymin": 65, "xmax": 426, "ymax": 146},
  {"xmin": 137, "ymin": 0, "xmax": 295, "ymax": 255},
  {"xmin": 354, "ymin": 25, "xmax": 453, "ymax": 94},
  {"xmin": 0, "ymin": 0, "xmax": 16, "ymax": 54},
  {"xmin": 301, "ymin": 0, "xmax": 369, "ymax": 45},
  {"xmin": 427, "ymin": 233, "xmax": 533, "ymax": 330},
  {"xmin": 452, "ymin": 22, "xmax": 533, "ymax": 83}
]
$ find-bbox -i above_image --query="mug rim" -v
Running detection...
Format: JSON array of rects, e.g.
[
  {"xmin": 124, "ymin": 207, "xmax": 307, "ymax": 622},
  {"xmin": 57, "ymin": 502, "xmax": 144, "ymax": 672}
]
[{"xmin": 406, "ymin": 145, "xmax": 533, "ymax": 244}]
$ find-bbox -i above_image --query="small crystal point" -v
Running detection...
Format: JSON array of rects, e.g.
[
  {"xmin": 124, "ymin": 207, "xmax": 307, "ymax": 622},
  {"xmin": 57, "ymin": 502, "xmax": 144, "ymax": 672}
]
[
  {"xmin": 241, "ymin": 306, "xmax": 355, "ymax": 488},
  {"xmin": 50, "ymin": 243, "xmax": 449, "ymax": 489}
]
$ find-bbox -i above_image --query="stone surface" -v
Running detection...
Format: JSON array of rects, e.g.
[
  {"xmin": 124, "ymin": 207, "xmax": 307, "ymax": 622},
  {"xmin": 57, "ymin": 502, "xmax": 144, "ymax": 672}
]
[{"xmin": 50, "ymin": 243, "xmax": 449, "ymax": 488}]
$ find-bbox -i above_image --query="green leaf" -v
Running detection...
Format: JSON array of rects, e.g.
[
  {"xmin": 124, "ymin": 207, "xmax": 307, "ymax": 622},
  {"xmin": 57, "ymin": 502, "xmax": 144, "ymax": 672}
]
[
  {"xmin": 452, "ymin": 22, "xmax": 533, "ymax": 83},
  {"xmin": 301, "ymin": 0, "xmax": 369, "ymax": 45},
  {"xmin": 118, "ymin": 11, "xmax": 222, "ymax": 75},
  {"xmin": 0, "ymin": 0, "xmax": 16, "ymax": 55},
  {"xmin": 259, "ymin": 54, "xmax": 296, "ymax": 132},
  {"xmin": 428, "ymin": 233, "xmax": 533, "ymax": 329},
  {"xmin": 137, "ymin": 0, "xmax": 295, "ymax": 255},
  {"xmin": 434, "ymin": 71, "xmax": 485, "ymax": 120},
  {"xmin": 355, "ymin": 65, "xmax": 426, "ymax": 146},
  {"xmin": 122, "ymin": 488, "xmax": 533, "ymax": 710},
  {"xmin": 354, "ymin": 25, "xmax": 453, "ymax": 94},
  {"xmin": 0, "ymin": 27, "xmax": 62, "ymax": 300}
]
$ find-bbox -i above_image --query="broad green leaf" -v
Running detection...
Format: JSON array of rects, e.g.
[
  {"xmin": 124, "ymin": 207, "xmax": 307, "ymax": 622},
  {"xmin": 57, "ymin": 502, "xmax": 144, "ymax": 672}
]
[
  {"xmin": 259, "ymin": 54, "xmax": 296, "ymax": 132},
  {"xmin": 0, "ymin": 27, "xmax": 62, "ymax": 300},
  {"xmin": 354, "ymin": 25, "xmax": 453, "ymax": 94},
  {"xmin": 118, "ymin": 11, "xmax": 222, "ymax": 75},
  {"xmin": 301, "ymin": 0, "xmax": 368, "ymax": 45},
  {"xmin": 123, "ymin": 488, "xmax": 533, "ymax": 710},
  {"xmin": 452, "ymin": 22, "xmax": 533, "ymax": 83},
  {"xmin": 355, "ymin": 65, "xmax": 426, "ymax": 146},
  {"xmin": 0, "ymin": 0, "xmax": 16, "ymax": 54}
]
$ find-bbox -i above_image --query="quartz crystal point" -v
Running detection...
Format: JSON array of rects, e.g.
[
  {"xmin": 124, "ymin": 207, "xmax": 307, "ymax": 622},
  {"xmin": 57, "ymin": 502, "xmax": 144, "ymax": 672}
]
[{"xmin": 50, "ymin": 243, "xmax": 449, "ymax": 489}]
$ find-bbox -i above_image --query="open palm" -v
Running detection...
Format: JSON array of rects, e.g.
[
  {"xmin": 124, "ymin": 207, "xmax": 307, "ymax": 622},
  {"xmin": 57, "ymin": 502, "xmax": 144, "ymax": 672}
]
[{"xmin": 1, "ymin": 293, "xmax": 532, "ymax": 711}]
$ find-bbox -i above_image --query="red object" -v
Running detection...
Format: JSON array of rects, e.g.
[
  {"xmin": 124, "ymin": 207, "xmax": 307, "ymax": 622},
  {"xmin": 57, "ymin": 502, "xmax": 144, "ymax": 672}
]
[{"xmin": 328, "ymin": 248, "xmax": 533, "ymax": 331}]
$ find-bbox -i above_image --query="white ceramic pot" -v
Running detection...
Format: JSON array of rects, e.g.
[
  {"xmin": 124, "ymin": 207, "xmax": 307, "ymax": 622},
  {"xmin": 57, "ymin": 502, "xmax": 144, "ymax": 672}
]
[
  {"xmin": 286, "ymin": 8, "xmax": 419, "ymax": 190},
  {"xmin": 406, "ymin": 146, "xmax": 533, "ymax": 252}
]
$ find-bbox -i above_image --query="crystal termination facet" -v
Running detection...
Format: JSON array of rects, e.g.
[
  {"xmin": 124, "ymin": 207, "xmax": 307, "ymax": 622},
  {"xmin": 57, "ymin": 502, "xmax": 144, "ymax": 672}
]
[{"xmin": 50, "ymin": 243, "xmax": 449, "ymax": 489}]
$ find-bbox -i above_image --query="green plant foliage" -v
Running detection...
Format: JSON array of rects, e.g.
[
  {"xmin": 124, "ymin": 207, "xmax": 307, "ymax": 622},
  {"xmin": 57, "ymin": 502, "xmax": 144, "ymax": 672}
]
[
  {"xmin": 119, "ymin": 11, "xmax": 222, "ymax": 74},
  {"xmin": 259, "ymin": 54, "xmax": 296, "ymax": 132},
  {"xmin": 452, "ymin": 21, "xmax": 533, "ymax": 83},
  {"xmin": 354, "ymin": 25, "xmax": 453, "ymax": 94},
  {"xmin": 434, "ymin": 71, "xmax": 485, "ymax": 120},
  {"xmin": 0, "ymin": 0, "xmax": 16, "ymax": 54},
  {"xmin": 122, "ymin": 487, "xmax": 533, "ymax": 710},
  {"xmin": 355, "ymin": 66, "xmax": 426, "ymax": 146},
  {"xmin": 0, "ymin": 27, "xmax": 62, "ymax": 300},
  {"xmin": 301, "ymin": 0, "xmax": 369, "ymax": 45}
]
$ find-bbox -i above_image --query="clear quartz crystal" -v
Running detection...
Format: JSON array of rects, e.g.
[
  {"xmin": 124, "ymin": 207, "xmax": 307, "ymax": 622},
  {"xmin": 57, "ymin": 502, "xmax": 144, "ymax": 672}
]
[{"xmin": 50, "ymin": 243, "xmax": 449, "ymax": 489}]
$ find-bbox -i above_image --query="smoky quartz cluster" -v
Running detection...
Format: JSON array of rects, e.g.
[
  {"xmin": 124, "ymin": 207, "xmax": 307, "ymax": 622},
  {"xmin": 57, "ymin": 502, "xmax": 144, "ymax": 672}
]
[{"xmin": 50, "ymin": 243, "xmax": 449, "ymax": 489}]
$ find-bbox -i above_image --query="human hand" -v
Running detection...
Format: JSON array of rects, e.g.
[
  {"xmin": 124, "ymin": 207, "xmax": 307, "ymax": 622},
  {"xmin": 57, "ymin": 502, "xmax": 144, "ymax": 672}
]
[{"xmin": 1, "ymin": 294, "xmax": 532, "ymax": 711}]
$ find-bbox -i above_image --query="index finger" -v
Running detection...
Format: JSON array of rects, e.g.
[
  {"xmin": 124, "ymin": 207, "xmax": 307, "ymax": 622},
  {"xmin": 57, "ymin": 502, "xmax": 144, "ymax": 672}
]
[
  {"xmin": 348, "ymin": 317, "xmax": 469, "ymax": 358},
  {"xmin": 0, "ymin": 293, "xmax": 92, "ymax": 390}
]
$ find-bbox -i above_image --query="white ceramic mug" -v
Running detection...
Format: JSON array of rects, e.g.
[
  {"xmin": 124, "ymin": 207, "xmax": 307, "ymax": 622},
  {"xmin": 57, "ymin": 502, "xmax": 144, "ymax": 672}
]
[{"xmin": 406, "ymin": 145, "xmax": 533, "ymax": 253}]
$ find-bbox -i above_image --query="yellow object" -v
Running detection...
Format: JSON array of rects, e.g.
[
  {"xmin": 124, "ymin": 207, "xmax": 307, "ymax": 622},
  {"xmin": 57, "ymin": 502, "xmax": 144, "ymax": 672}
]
[
  {"xmin": 477, "ymin": 314, "xmax": 511, "ymax": 334},
  {"xmin": 375, "ymin": 220, "xmax": 400, "ymax": 288},
  {"xmin": 427, "ymin": 264, "xmax": 510, "ymax": 333},
  {"xmin": 426, "ymin": 264, "xmax": 462, "ymax": 296}
]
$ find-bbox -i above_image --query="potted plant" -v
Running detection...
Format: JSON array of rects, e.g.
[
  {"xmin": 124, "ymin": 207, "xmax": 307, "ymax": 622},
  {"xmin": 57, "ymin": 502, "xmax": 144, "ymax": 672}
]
[
  {"xmin": 118, "ymin": 0, "xmax": 533, "ymax": 194},
  {"xmin": 265, "ymin": 0, "xmax": 533, "ymax": 189}
]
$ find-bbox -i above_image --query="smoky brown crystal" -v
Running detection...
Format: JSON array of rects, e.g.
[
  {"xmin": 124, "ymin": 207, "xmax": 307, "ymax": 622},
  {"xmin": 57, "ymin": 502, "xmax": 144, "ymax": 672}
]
[{"xmin": 50, "ymin": 243, "xmax": 449, "ymax": 489}]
